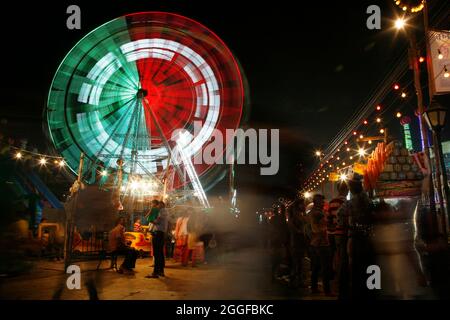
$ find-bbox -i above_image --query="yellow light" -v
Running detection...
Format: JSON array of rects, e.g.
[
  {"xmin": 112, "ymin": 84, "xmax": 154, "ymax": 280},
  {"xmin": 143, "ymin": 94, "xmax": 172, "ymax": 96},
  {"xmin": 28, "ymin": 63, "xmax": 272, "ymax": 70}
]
[
  {"xmin": 401, "ymin": 92, "xmax": 407, "ymax": 98},
  {"xmin": 101, "ymin": 170, "xmax": 108, "ymax": 176},
  {"xmin": 368, "ymin": 140, "xmax": 372, "ymax": 145},
  {"xmin": 380, "ymin": 128, "xmax": 385, "ymax": 134},
  {"xmin": 359, "ymin": 134, "xmax": 364, "ymax": 139},
  {"xmin": 444, "ymin": 66, "xmax": 449, "ymax": 78},
  {"xmin": 58, "ymin": 160, "xmax": 65, "ymax": 167},
  {"xmin": 349, "ymin": 156, "xmax": 353, "ymax": 160},
  {"xmin": 358, "ymin": 148, "xmax": 366, "ymax": 157},
  {"xmin": 339, "ymin": 173, "xmax": 347, "ymax": 182},
  {"xmin": 376, "ymin": 117, "xmax": 381, "ymax": 123},
  {"xmin": 39, "ymin": 158, "xmax": 47, "ymax": 165},
  {"xmin": 419, "ymin": 56, "xmax": 425, "ymax": 63},
  {"xmin": 346, "ymin": 147, "xmax": 350, "ymax": 152},
  {"xmin": 15, "ymin": 152, "xmax": 22, "ymax": 159},
  {"xmin": 438, "ymin": 50, "xmax": 443, "ymax": 60},
  {"xmin": 395, "ymin": 17, "xmax": 406, "ymax": 29},
  {"xmin": 396, "ymin": 112, "xmax": 402, "ymax": 118},
  {"xmin": 315, "ymin": 150, "xmax": 322, "ymax": 157}
]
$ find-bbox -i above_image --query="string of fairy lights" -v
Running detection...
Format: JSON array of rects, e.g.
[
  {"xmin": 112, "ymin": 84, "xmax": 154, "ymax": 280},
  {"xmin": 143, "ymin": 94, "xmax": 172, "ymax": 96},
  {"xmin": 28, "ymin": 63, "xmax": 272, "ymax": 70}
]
[
  {"xmin": 301, "ymin": 41, "xmax": 449, "ymax": 195},
  {"xmin": 3, "ymin": 145, "xmax": 113, "ymax": 177}
]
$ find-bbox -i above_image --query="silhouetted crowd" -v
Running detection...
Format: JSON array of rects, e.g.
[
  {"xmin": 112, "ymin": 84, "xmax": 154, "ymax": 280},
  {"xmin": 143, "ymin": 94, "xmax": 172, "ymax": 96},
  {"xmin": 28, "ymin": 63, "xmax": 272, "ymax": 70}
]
[{"xmin": 268, "ymin": 175, "xmax": 376, "ymax": 299}]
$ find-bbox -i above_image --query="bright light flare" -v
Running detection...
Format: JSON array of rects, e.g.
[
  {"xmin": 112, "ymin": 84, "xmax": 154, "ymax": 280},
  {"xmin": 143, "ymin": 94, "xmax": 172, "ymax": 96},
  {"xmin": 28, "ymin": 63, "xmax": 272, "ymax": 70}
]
[
  {"xmin": 304, "ymin": 191, "xmax": 312, "ymax": 199},
  {"xmin": 358, "ymin": 148, "xmax": 366, "ymax": 157},
  {"xmin": 39, "ymin": 158, "xmax": 47, "ymax": 165},
  {"xmin": 339, "ymin": 173, "xmax": 347, "ymax": 181},
  {"xmin": 15, "ymin": 152, "xmax": 22, "ymax": 159},
  {"xmin": 395, "ymin": 18, "xmax": 406, "ymax": 30}
]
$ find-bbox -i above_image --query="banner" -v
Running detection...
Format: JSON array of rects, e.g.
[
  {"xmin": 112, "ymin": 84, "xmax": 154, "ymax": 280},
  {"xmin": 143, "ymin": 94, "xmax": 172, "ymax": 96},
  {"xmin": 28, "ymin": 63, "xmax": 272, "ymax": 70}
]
[{"xmin": 428, "ymin": 30, "xmax": 450, "ymax": 95}]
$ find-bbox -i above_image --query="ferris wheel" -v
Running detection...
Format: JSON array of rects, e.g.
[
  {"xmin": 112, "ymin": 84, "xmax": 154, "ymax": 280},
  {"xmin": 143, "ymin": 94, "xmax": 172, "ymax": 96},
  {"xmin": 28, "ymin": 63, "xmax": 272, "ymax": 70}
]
[{"xmin": 46, "ymin": 12, "xmax": 245, "ymax": 207}]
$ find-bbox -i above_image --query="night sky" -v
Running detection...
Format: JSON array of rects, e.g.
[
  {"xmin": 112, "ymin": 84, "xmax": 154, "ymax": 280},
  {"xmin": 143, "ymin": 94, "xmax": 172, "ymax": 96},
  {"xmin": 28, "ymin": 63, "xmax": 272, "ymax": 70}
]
[{"xmin": 1, "ymin": 0, "xmax": 449, "ymax": 207}]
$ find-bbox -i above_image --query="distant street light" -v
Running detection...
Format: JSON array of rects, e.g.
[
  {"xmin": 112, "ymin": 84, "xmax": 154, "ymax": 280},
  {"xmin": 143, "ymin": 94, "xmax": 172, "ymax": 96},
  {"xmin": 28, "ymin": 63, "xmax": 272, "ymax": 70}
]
[{"xmin": 395, "ymin": 17, "xmax": 406, "ymax": 29}]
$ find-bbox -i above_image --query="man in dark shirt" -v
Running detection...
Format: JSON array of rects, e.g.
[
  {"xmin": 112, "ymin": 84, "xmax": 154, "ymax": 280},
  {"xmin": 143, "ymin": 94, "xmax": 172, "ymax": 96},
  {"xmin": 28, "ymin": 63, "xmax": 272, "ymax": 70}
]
[{"xmin": 146, "ymin": 201, "xmax": 169, "ymax": 278}]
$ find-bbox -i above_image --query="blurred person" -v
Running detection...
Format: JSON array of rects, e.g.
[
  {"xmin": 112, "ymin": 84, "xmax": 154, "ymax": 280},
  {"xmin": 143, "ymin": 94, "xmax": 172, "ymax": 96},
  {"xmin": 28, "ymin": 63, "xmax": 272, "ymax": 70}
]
[
  {"xmin": 109, "ymin": 217, "xmax": 138, "ymax": 274},
  {"xmin": 337, "ymin": 175, "xmax": 375, "ymax": 300},
  {"xmin": 186, "ymin": 210, "xmax": 202, "ymax": 267},
  {"xmin": 269, "ymin": 204, "xmax": 289, "ymax": 281},
  {"xmin": 288, "ymin": 198, "xmax": 308, "ymax": 287},
  {"xmin": 174, "ymin": 209, "xmax": 190, "ymax": 264},
  {"xmin": 328, "ymin": 181, "xmax": 349, "ymax": 291},
  {"xmin": 309, "ymin": 194, "xmax": 333, "ymax": 296},
  {"xmin": 133, "ymin": 218, "xmax": 142, "ymax": 232}
]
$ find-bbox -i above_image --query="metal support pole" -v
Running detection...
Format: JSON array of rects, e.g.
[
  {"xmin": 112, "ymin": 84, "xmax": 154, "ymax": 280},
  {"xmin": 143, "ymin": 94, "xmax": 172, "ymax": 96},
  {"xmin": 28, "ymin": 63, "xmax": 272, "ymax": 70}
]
[{"xmin": 433, "ymin": 129, "xmax": 449, "ymax": 237}]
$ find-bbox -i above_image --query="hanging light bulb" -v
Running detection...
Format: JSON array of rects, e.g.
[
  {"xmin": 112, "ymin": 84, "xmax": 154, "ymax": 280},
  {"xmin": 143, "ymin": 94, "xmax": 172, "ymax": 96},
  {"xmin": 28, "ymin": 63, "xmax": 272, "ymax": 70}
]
[
  {"xmin": 438, "ymin": 50, "xmax": 443, "ymax": 60},
  {"xmin": 380, "ymin": 128, "xmax": 385, "ymax": 134},
  {"xmin": 419, "ymin": 56, "xmax": 425, "ymax": 63},
  {"xmin": 363, "ymin": 120, "xmax": 368, "ymax": 125},
  {"xmin": 396, "ymin": 112, "xmax": 402, "ymax": 118},
  {"xmin": 346, "ymin": 147, "xmax": 350, "ymax": 152},
  {"xmin": 376, "ymin": 117, "xmax": 381, "ymax": 123},
  {"xmin": 39, "ymin": 158, "xmax": 47, "ymax": 165},
  {"xmin": 376, "ymin": 105, "xmax": 382, "ymax": 111},
  {"xmin": 394, "ymin": 84, "xmax": 400, "ymax": 90},
  {"xmin": 358, "ymin": 148, "xmax": 366, "ymax": 157},
  {"xmin": 359, "ymin": 134, "xmax": 364, "ymax": 139},
  {"xmin": 353, "ymin": 131, "xmax": 357, "ymax": 136},
  {"xmin": 58, "ymin": 160, "xmax": 65, "ymax": 167},
  {"xmin": 444, "ymin": 66, "xmax": 449, "ymax": 78},
  {"xmin": 15, "ymin": 152, "xmax": 22, "ymax": 159},
  {"xmin": 401, "ymin": 92, "xmax": 407, "ymax": 98},
  {"xmin": 368, "ymin": 140, "xmax": 373, "ymax": 145}
]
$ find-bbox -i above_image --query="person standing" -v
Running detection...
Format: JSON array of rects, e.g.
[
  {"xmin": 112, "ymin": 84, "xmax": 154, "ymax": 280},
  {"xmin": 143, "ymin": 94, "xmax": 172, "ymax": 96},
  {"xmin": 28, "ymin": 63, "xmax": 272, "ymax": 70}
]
[
  {"xmin": 288, "ymin": 199, "xmax": 308, "ymax": 287},
  {"xmin": 327, "ymin": 182, "xmax": 349, "ymax": 292},
  {"xmin": 309, "ymin": 194, "xmax": 333, "ymax": 296},
  {"xmin": 337, "ymin": 175, "xmax": 375, "ymax": 300},
  {"xmin": 146, "ymin": 201, "xmax": 169, "ymax": 278}
]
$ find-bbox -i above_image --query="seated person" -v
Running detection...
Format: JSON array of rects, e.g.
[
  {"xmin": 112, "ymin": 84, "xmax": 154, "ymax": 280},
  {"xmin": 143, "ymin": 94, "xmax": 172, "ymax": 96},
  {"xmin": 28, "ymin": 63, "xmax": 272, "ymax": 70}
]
[{"xmin": 109, "ymin": 217, "xmax": 138, "ymax": 274}]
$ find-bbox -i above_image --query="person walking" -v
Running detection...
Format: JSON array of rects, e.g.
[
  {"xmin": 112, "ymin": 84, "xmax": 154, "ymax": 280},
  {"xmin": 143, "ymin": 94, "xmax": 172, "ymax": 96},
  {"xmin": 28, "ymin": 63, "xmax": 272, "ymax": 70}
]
[
  {"xmin": 146, "ymin": 201, "xmax": 169, "ymax": 278},
  {"xmin": 309, "ymin": 194, "xmax": 333, "ymax": 296},
  {"xmin": 288, "ymin": 199, "xmax": 308, "ymax": 288}
]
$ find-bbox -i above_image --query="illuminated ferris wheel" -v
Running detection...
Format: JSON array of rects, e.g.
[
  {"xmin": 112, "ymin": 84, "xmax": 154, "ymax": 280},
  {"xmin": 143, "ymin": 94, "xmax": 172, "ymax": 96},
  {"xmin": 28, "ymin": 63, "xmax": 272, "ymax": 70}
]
[{"xmin": 46, "ymin": 12, "xmax": 245, "ymax": 206}]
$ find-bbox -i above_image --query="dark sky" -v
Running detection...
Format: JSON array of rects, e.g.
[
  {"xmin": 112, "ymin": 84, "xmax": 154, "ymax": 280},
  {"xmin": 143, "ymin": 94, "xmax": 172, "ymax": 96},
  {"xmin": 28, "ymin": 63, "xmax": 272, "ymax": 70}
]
[{"xmin": 1, "ymin": 0, "xmax": 448, "ymax": 207}]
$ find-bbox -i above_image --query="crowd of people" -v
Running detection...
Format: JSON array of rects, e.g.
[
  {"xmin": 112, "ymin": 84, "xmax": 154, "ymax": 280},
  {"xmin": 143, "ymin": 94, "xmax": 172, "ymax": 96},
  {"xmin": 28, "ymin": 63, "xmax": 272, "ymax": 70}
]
[{"xmin": 268, "ymin": 174, "xmax": 376, "ymax": 299}]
